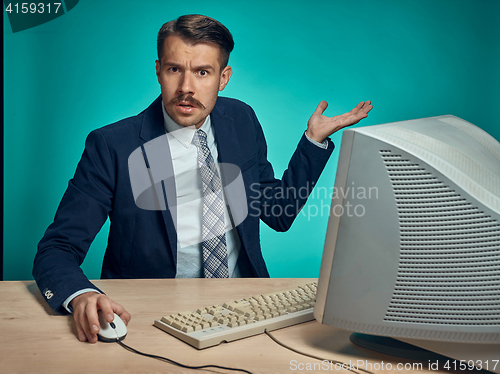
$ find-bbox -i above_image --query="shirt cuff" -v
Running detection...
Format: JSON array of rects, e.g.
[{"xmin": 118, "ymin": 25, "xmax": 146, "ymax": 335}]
[
  {"xmin": 304, "ymin": 131, "xmax": 329, "ymax": 149},
  {"xmin": 62, "ymin": 288, "xmax": 101, "ymax": 314}
]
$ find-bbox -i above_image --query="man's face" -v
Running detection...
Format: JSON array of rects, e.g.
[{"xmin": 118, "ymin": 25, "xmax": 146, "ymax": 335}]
[{"xmin": 156, "ymin": 35, "xmax": 232, "ymax": 128}]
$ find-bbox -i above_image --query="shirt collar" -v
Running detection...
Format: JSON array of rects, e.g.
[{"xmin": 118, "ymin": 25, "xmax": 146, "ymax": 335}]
[{"xmin": 162, "ymin": 101, "xmax": 211, "ymax": 148}]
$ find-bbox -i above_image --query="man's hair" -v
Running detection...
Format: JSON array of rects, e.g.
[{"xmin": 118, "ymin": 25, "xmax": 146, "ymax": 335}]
[{"xmin": 157, "ymin": 14, "xmax": 234, "ymax": 70}]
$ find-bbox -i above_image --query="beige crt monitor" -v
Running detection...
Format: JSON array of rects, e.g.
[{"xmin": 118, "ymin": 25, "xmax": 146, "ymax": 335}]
[{"xmin": 314, "ymin": 115, "xmax": 500, "ymax": 371}]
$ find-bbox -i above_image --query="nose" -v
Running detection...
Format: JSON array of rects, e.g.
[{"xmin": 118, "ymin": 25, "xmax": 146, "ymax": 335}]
[{"xmin": 178, "ymin": 72, "xmax": 194, "ymax": 95}]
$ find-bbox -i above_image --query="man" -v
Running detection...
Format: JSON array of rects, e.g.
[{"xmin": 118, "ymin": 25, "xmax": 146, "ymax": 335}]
[{"xmin": 33, "ymin": 14, "xmax": 372, "ymax": 344}]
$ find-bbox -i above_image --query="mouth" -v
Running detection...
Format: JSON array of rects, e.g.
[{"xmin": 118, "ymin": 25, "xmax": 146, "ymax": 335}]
[
  {"xmin": 178, "ymin": 102, "xmax": 195, "ymax": 108},
  {"xmin": 175, "ymin": 102, "xmax": 197, "ymax": 114},
  {"xmin": 170, "ymin": 95, "xmax": 206, "ymax": 115}
]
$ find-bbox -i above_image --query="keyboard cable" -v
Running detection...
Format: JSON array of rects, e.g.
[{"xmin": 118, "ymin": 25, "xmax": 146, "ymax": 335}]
[
  {"xmin": 112, "ymin": 318, "xmax": 373, "ymax": 374},
  {"xmin": 115, "ymin": 331, "xmax": 374, "ymax": 374},
  {"xmin": 115, "ymin": 338, "xmax": 253, "ymax": 374},
  {"xmin": 264, "ymin": 329, "xmax": 375, "ymax": 374}
]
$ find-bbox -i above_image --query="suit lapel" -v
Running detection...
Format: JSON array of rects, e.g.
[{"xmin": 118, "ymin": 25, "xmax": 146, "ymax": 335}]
[
  {"xmin": 139, "ymin": 96, "xmax": 178, "ymax": 264},
  {"xmin": 211, "ymin": 99, "xmax": 243, "ymax": 170}
]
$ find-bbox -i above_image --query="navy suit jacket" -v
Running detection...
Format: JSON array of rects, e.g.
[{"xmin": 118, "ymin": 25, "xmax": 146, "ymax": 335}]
[{"xmin": 33, "ymin": 96, "xmax": 334, "ymax": 313}]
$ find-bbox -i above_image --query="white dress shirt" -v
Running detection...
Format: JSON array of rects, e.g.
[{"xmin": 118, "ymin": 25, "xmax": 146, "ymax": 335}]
[{"xmin": 161, "ymin": 103, "xmax": 242, "ymax": 278}]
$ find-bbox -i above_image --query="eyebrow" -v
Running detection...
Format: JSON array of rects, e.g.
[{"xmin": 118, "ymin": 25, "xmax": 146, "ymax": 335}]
[
  {"xmin": 163, "ymin": 62, "xmax": 215, "ymax": 71},
  {"xmin": 194, "ymin": 65, "xmax": 215, "ymax": 71}
]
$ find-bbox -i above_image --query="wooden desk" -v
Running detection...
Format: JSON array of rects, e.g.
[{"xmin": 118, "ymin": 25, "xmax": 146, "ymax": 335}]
[{"xmin": 0, "ymin": 278, "xmax": 472, "ymax": 374}]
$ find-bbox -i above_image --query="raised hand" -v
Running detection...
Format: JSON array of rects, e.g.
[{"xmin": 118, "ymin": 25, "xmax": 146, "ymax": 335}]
[{"xmin": 306, "ymin": 100, "xmax": 373, "ymax": 143}]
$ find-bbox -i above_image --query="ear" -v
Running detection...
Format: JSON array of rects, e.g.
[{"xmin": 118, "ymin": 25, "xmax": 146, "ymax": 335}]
[
  {"xmin": 218, "ymin": 66, "xmax": 232, "ymax": 91},
  {"xmin": 155, "ymin": 60, "xmax": 161, "ymax": 82}
]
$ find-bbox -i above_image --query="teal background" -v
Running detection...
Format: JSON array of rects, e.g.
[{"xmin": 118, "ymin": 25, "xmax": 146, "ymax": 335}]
[{"xmin": 3, "ymin": 0, "xmax": 500, "ymax": 281}]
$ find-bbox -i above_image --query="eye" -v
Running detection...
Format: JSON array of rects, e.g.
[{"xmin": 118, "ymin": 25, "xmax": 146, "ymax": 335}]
[
  {"xmin": 199, "ymin": 70, "xmax": 208, "ymax": 76},
  {"xmin": 168, "ymin": 67, "xmax": 179, "ymax": 73}
]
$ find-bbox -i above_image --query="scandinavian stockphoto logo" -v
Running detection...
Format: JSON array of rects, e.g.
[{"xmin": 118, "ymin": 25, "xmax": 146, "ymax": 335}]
[
  {"xmin": 128, "ymin": 133, "xmax": 248, "ymax": 248},
  {"xmin": 4, "ymin": 0, "xmax": 79, "ymax": 33},
  {"xmin": 248, "ymin": 181, "xmax": 379, "ymax": 219}
]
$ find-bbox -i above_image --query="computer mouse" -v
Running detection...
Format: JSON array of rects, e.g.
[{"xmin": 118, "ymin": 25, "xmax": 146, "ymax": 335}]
[{"xmin": 97, "ymin": 311, "xmax": 127, "ymax": 342}]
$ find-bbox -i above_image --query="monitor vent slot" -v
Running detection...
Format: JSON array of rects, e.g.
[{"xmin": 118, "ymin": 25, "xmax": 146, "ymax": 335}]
[{"xmin": 380, "ymin": 150, "xmax": 500, "ymax": 326}]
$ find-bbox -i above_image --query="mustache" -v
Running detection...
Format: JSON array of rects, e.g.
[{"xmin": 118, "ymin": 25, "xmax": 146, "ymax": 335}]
[{"xmin": 170, "ymin": 94, "xmax": 206, "ymax": 110}]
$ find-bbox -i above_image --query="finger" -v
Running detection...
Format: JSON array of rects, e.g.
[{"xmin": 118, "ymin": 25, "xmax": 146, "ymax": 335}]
[
  {"xmin": 78, "ymin": 308, "xmax": 97, "ymax": 343},
  {"xmin": 355, "ymin": 101, "xmax": 366, "ymax": 110},
  {"xmin": 362, "ymin": 100, "xmax": 373, "ymax": 114},
  {"xmin": 97, "ymin": 296, "xmax": 114, "ymax": 323},
  {"xmin": 72, "ymin": 295, "xmax": 91, "ymax": 342},
  {"xmin": 113, "ymin": 303, "xmax": 132, "ymax": 325},
  {"xmin": 358, "ymin": 100, "xmax": 371, "ymax": 111},
  {"xmin": 313, "ymin": 101, "xmax": 329, "ymax": 116},
  {"xmin": 74, "ymin": 314, "xmax": 88, "ymax": 342},
  {"xmin": 118, "ymin": 310, "xmax": 132, "ymax": 325},
  {"xmin": 347, "ymin": 101, "xmax": 367, "ymax": 116},
  {"xmin": 85, "ymin": 302, "xmax": 100, "ymax": 343},
  {"xmin": 349, "ymin": 101, "xmax": 372, "ymax": 121}
]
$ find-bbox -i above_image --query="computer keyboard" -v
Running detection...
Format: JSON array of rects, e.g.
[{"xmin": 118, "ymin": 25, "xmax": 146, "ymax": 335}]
[{"xmin": 154, "ymin": 282, "xmax": 317, "ymax": 349}]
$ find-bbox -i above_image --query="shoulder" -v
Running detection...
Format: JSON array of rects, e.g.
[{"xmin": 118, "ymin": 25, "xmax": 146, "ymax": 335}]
[
  {"xmin": 81, "ymin": 117, "xmax": 141, "ymax": 159},
  {"xmin": 92, "ymin": 111, "xmax": 144, "ymax": 139},
  {"xmin": 88, "ymin": 96, "xmax": 162, "ymax": 145},
  {"xmin": 214, "ymin": 96, "xmax": 255, "ymax": 116},
  {"xmin": 213, "ymin": 97, "xmax": 260, "ymax": 131}
]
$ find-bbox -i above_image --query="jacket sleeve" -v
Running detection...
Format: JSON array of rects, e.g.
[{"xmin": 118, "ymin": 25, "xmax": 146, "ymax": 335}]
[{"xmin": 32, "ymin": 129, "xmax": 114, "ymax": 313}]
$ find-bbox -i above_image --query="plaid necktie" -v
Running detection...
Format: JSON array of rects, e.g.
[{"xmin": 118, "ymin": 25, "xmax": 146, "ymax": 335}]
[{"xmin": 193, "ymin": 129, "xmax": 229, "ymax": 278}]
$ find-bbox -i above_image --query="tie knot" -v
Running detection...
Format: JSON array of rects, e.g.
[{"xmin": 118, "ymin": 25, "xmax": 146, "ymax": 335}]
[{"xmin": 194, "ymin": 129, "xmax": 208, "ymax": 149}]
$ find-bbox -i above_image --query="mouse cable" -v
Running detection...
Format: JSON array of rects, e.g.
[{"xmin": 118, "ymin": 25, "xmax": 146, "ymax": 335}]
[
  {"xmin": 264, "ymin": 330, "xmax": 375, "ymax": 374},
  {"xmin": 115, "ymin": 339, "xmax": 253, "ymax": 374}
]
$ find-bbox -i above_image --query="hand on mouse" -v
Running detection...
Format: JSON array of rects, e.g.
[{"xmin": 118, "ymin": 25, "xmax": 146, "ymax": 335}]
[{"xmin": 70, "ymin": 292, "xmax": 131, "ymax": 343}]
